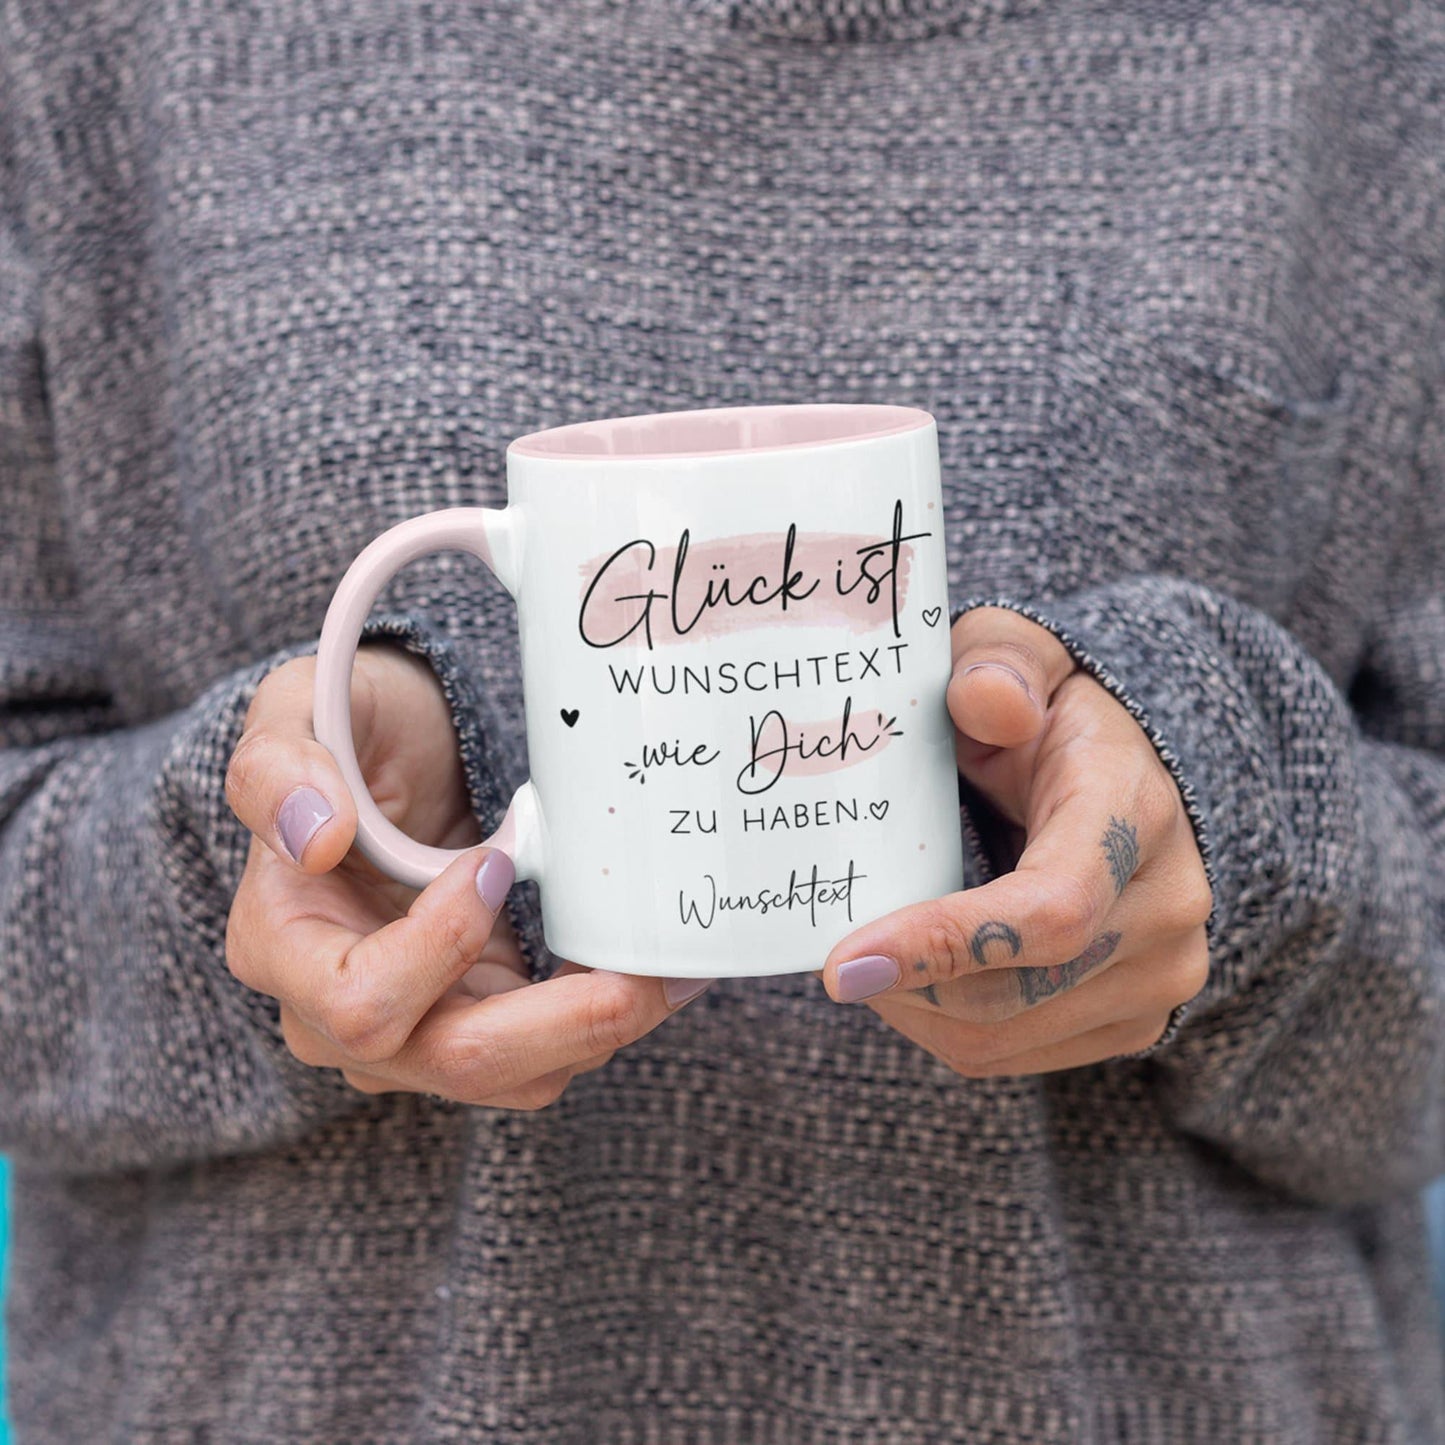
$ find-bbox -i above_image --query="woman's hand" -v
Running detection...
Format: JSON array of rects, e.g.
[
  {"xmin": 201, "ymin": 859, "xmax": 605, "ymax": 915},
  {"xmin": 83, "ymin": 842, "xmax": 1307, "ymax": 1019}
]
[
  {"xmin": 224, "ymin": 641, "xmax": 712, "ymax": 1109},
  {"xmin": 817, "ymin": 608, "xmax": 1212, "ymax": 1075}
]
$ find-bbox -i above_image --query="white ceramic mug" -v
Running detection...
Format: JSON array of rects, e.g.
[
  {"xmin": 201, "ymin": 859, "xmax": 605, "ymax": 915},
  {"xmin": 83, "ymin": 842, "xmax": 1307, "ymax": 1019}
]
[{"xmin": 314, "ymin": 403, "xmax": 964, "ymax": 978}]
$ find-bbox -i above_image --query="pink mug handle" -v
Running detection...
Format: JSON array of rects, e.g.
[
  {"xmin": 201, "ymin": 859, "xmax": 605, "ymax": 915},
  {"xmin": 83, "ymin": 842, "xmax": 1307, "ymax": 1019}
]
[{"xmin": 312, "ymin": 506, "xmax": 546, "ymax": 892}]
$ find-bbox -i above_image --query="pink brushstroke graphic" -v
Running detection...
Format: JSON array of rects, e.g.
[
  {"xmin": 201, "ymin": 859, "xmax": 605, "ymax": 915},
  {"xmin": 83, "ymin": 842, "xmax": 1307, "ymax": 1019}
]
[
  {"xmin": 577, "ymin": 523, "xmax": 919, "ymax": 648},
  {"xmin": 736, "ymin": 699, "xmax": 904, "ymax": 795}
]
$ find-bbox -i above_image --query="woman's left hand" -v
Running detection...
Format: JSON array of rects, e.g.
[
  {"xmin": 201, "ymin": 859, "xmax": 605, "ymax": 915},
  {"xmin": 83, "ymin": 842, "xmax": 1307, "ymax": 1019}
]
[{"xmin": 816, "ymin": 607, "xmax": 1214, "ymax": 1075}]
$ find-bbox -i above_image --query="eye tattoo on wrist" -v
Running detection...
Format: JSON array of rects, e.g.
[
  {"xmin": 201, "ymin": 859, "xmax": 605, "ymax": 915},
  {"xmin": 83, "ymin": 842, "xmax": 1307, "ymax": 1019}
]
[
  {"xmin": 1101, "ymin": 816, "xmax": 1139, "ymax": 896},
  {"xmin": 1016, "ymin": 930, "xmax": 1122, "ymax": 1006},
  {"xmin": 970, "ymin": 920, "xmax": 1023, "ymax": 968}
]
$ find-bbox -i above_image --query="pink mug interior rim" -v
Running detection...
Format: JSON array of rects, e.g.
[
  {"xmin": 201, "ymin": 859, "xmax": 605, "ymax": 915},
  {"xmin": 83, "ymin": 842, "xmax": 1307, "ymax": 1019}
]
[{"xmin": 507, "ymin": 403, "xmax": 933, "ymax": 461}]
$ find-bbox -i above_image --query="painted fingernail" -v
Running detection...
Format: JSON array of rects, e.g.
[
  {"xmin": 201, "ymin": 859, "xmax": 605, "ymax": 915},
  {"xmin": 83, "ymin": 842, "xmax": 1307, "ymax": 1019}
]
[
  {"xmin": 663, "ymin": 976, "xmax": 716, "ymax": 1009},
  {"xmin": 960, "ymin": 661, "xmax": 1034, "ymax": 701},
  {"xmin": 835, "ymin": 953, "xmax": 902, "ymax": 1003},
  {"xmin": 475, "ymin": 850, "xmax": 516, "ymax": 915},
  {"xmin": 276, "ymin": 786, "xmax": 333, "ymax": 863}
]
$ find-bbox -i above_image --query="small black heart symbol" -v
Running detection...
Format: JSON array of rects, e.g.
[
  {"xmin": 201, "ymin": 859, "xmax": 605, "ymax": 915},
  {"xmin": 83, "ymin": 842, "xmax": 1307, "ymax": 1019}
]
[
  {"xmin": 560, "ymin": 708, "xmax": 580, "ymax": 728},
  {"xmin": 869, "ymin": 800, "xmax": 890, "ymax": 821},
  {"xmin": 922, "ymin": 607, "xmax": 943, "ymax": 628}
]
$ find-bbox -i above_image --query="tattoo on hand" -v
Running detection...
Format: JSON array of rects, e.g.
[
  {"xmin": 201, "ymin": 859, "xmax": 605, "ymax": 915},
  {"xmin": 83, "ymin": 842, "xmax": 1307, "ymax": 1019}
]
[
  {"xmin": 910, "ymin": 960, "xmax": 943, "ymax": 1007},
  {"xmin": 1101, "ymin": 816, "xmax": 1139, "ymax": 895},
  {"xmin": 970, "ymin": 920, "xmax": 1023, "ymax": 968},
  {"xmin": 1016, "ymin": 931, "xmax": 1122, "ymax": 1007}
]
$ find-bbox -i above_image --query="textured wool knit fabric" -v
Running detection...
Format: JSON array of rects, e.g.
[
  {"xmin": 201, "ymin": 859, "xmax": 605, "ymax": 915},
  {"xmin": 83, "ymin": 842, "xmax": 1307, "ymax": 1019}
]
[{"xmin": 2, "ymin": 0, "xmax": 1444, "ymax": 1440}]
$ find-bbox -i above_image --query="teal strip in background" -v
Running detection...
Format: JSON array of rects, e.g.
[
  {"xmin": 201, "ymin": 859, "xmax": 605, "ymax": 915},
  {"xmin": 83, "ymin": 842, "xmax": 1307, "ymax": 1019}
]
[
  {"xmin": 1, "ymin": 1156, "xmax": 9, "ymax": 1444},
  {"xmin": 1429, "ymin": 1176, "xmax": 1445, "ymax": 1323}
]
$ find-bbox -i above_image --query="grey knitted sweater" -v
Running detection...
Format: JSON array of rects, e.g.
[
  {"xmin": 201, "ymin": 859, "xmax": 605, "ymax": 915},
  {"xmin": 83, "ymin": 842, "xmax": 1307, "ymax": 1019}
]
[{"xmin": 2, "ymin": 0, "xmax": 1444, "ymax": 1440}]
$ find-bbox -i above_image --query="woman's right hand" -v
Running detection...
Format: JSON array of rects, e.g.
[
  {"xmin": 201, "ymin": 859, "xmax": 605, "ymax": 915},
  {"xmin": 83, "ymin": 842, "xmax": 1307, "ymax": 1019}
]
[{"xmin": 223, "ymin": 641, "xmax": 713, "ymax": 1110}]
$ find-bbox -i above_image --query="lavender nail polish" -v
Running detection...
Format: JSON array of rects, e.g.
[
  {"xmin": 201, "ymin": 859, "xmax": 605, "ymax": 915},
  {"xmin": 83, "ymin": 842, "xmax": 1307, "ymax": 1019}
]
[
  {"xmin": 276, "ymin": 786, "xmax": 333, "ymax": 863},
  {"xmin": 835, "ymin": 953, "xmax": 901, "ymax": 1003},
  {"xmin": 663, "ymin": 976, "xmax": 715, "ymax": 1009},
  {"xmin": 475, "ymin": 850, "xmax": 516, "ymax": 915}
]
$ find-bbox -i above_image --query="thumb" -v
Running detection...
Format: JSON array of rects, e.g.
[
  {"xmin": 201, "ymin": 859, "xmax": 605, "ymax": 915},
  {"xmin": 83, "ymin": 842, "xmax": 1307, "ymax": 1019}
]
[
  {"xmin": 947, "ymin": 607, "xmax": 1077, "ymax": 749},
  {"xmin": 225, "ymin": 654, "xmax": 359, "ymax": 873}
]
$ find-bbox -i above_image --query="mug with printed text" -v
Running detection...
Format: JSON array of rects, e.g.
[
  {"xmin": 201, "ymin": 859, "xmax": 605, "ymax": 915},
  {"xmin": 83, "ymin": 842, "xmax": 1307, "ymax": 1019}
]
[{"xmin": 313, "ymin": 403, "xmax": 965, "ymax": 978}]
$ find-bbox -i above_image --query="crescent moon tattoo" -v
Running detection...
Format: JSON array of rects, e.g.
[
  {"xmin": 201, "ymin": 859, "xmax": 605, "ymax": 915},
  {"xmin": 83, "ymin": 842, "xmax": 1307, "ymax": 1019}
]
[{"xmin": 970, "ymin": 920, "xmax": 1023, "ymax": 969}]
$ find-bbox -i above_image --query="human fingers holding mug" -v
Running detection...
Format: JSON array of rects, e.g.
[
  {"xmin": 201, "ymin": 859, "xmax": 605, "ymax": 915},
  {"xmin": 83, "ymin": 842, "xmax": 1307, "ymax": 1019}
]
[{"xmin": 223, "ymin": 643, "xmax": 710, "ymax": 1111}]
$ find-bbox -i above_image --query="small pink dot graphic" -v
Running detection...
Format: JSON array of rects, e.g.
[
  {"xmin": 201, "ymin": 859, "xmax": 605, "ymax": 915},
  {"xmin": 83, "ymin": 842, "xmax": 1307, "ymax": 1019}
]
[
  {"xmin": 608, "ymin": 806, "xmax": 615, "ymax": 814},
  {"xmin": 918, "ymin": 843, "xmax": 926, "ymax": 851},
  {"xmin": 909, "ymin": 698, "xmax": 918, "ymax": 706},
  {"xmin": 927, "ymin": 501, "xmax": 935, "ymax": 509},
  {"xmin": 602, "ymin": 867, "xmax": 610, "ymax": 875}
]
